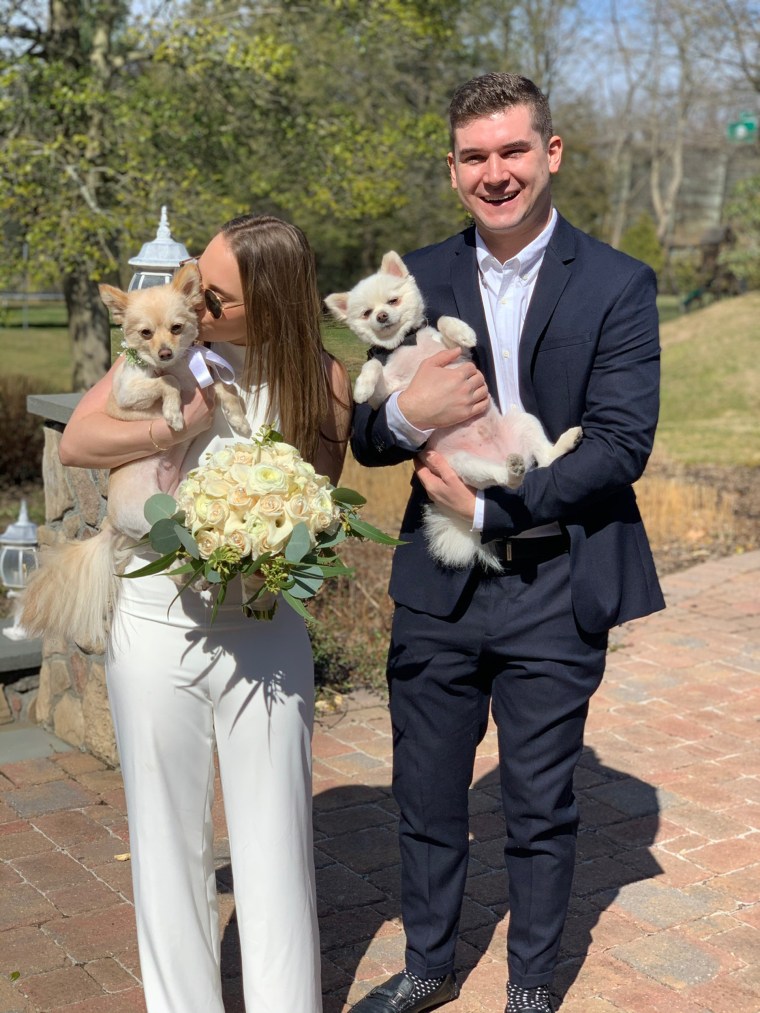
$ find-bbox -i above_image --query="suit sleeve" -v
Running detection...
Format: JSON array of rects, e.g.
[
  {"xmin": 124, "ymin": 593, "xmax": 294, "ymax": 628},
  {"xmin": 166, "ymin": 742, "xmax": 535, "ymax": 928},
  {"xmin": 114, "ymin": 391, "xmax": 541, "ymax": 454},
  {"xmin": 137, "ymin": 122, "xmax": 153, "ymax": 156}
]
[
  {"xmin": 482, "ymin": 263, "xmax": 661, "ymax": 540},
  {"xmin": 351, "ymin": 399, "xmax": 420, "ymax": 468}
]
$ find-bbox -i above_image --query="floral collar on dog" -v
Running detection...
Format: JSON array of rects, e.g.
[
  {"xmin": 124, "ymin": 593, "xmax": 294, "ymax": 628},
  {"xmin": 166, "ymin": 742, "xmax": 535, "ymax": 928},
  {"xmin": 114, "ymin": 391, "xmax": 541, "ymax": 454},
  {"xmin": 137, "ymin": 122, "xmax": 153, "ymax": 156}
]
[{"xmin": 120, "ymin": 338, "xmax": 148, "ymax": 369}]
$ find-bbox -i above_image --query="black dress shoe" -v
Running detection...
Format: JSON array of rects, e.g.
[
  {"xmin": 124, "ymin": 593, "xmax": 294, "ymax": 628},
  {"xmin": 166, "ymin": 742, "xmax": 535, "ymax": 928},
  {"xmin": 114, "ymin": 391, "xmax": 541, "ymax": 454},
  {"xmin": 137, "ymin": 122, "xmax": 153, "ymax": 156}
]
[{"xmin": 349, "ymin": 970, "xmax": 459, "ymax": 1012}]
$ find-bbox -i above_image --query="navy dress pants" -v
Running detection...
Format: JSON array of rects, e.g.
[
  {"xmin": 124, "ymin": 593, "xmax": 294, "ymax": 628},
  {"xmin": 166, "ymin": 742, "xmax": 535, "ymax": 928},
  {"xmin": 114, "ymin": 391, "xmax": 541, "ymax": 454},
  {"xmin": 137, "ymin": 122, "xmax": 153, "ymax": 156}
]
[{"xmin": 387, "ymin": 552, "xmax": 608, "ymax": 989}]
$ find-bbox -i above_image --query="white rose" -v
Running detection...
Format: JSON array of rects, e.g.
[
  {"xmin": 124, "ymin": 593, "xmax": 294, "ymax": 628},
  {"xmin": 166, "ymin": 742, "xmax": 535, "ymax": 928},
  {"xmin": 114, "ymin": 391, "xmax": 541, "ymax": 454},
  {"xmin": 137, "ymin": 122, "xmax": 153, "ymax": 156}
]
[
  {"xmin": 258, "ymin": 493, "xmax": 285, "ymax": 518},
  {"xmin": 205, "ymin": 498, "xmax": 230, "ymax": 528},
  {"xmin": 209, "ymin": 447, "xmax": 235, "ymax": 471},
  {"xmin": 196, "ymin": 528, "xmax": 222, "ymax": 559},
  {"xmin": 227, "ymin": 528, "xmax": 253, "ymax": 557},
  {"xmin": 246, "ymin": 464, "xmax": 288, "ymax": 495},
  {"xmin": 233, "ymin": 446, "xmax": 257, "ymax": 466},
  {"xmin": 284, "ymin": 493, "xmax": 312, "ymax": 524},
  {"xmin": 194, "ymin": 493, "xmax": 212, "ymax": 523},
  {"xmin": 228, "ymin": 485, "xmax": 254, "ymax": 511}
]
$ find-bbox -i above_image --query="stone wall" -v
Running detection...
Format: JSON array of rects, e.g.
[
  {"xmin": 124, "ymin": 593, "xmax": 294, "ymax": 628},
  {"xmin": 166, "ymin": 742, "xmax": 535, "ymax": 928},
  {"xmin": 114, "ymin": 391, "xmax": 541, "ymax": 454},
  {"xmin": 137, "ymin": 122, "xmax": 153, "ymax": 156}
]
[{"xmin": 30, "ymin": 412, "xmax": 118, "ymax": 767}]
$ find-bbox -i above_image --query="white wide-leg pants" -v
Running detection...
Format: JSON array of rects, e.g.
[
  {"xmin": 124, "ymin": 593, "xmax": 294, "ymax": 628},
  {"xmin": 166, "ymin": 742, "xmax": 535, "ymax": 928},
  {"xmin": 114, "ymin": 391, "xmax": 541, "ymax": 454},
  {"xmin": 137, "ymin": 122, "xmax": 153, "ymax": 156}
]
[{"xmin": 107, "ymin": 569, "xmax": 322, "ymax": 1013}]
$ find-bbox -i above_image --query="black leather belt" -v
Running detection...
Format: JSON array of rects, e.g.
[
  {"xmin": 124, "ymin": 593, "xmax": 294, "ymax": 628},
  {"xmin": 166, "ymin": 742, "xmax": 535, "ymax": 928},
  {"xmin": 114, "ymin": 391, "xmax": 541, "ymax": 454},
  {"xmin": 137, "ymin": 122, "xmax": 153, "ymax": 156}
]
[{"xmin": 491, "ymin": 533, "xmax": 569, "ymax": 564}]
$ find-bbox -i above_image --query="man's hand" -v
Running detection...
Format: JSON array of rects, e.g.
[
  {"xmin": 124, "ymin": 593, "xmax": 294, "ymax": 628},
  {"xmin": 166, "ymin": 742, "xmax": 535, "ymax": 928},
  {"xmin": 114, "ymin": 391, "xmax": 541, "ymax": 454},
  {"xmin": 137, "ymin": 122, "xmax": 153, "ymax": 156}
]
[
  {"xmin": 415, "ymin": 450, "xmax": 477, "ymax": 522},
  {"xmin": 397, "ymin": 348, "xmax": 489, "ymax": 430}
]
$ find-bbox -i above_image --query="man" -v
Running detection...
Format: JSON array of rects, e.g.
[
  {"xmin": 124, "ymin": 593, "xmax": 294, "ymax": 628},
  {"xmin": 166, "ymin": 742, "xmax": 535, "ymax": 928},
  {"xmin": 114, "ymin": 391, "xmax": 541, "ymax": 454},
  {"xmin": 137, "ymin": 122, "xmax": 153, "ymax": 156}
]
[{"xmin": 349, "ymin": 73, "xmax": 665, "ymax": 1013}]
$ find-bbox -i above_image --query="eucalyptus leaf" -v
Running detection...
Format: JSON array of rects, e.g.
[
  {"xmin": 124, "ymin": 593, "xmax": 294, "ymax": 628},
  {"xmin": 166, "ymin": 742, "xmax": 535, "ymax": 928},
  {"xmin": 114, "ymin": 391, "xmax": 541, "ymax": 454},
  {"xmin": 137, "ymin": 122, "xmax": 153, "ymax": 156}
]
[
  {"xmin": 144, "ymin": 493, "xmax": 179, "ymax": 526},
  {"xmin": 331, "ymin": 487, "xmax": 367, "ymax": 506},
  {"xmin": 120, "ymin": 549, "xmax": 180, "ymax": 578},
  {"xmin": 317, "ymin": 526, "xmax": 347, "ymax": 548},
  {"xmin": 348, "ymin": 517, "xmax": 405, "ymax": 544},
  {"xmin": 149, "ymin": 517, "xmax": 182, "ymax": 554},
  {"xmin": 285, "ymin": 563, "xmax": 323, "ymax": 599},
  {"xmin": 281, "ymin": 589, "xmax": 314, "ymax": 621},
  {"xmin": 285, "ymin": 522, "xmax": 312, "ymax": 562},
  {"xmin": 174, "ymin": 523, "xmax": 200, "ymax": 559}
]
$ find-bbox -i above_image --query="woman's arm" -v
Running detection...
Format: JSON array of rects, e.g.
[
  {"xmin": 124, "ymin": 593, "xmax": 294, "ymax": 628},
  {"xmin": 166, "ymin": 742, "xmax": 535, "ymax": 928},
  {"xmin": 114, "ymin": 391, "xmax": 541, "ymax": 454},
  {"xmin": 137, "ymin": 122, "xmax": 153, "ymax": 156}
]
[
  {"xmin": 314, "ymin": 354, "xmax": 352, "ymax": 486},
  {"xmin": 59, "ymin": 357, "xmax": 216, "ymax": 470}
]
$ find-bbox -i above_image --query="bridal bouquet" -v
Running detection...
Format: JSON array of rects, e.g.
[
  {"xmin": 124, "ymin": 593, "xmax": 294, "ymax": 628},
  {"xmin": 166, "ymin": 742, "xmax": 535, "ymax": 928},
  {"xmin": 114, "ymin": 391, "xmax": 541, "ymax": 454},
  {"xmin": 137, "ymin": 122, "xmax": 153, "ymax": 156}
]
[{"xmin": 123, "ymin": 425, "xmax": 401, "ymax": 621}]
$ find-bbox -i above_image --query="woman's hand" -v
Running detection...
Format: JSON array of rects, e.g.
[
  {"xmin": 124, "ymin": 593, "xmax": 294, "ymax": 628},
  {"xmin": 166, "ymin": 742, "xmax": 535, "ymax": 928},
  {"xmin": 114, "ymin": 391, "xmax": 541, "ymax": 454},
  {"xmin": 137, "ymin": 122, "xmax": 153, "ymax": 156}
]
[{"xmin": 59, "ymin": 357, "xmax": 217, "ymax": 470}]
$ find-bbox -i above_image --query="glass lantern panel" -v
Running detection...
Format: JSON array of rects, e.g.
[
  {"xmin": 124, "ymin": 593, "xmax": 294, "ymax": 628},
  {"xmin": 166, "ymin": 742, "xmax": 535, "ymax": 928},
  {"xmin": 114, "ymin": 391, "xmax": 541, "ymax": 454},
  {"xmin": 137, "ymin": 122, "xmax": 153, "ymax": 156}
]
[
  {"xmin": 128, "ymin": 272, "xmax": 174, "ymax": 292},
  {"xmin": 0, "ymin": 546, "xmax": 39, "ymax": 590}
]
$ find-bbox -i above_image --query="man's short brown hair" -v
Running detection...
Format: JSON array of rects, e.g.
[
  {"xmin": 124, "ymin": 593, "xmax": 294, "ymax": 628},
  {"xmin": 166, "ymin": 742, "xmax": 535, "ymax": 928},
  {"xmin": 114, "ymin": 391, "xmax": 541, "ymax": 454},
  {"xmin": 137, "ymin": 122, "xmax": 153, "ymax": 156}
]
[{"xmin": 448, "ymin": 73, "xmax": 554, "ymax": 149}]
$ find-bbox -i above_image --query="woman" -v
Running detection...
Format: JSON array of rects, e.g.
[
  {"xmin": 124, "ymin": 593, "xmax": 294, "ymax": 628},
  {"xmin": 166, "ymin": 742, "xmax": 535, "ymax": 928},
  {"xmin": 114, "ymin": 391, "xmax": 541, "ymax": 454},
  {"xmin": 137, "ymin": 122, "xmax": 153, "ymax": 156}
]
[{"xmin": 60, "ymin": 215, "xmax": 352, "ymax": 1013}]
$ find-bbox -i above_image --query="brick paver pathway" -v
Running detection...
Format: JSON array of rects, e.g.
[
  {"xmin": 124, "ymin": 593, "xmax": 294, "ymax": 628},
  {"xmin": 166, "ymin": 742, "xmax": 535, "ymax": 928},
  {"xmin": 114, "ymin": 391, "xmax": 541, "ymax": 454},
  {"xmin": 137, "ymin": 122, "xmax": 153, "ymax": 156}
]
[{"xmin": 1, "ymin": 551, "xmax": 758, "ymax": 1013}]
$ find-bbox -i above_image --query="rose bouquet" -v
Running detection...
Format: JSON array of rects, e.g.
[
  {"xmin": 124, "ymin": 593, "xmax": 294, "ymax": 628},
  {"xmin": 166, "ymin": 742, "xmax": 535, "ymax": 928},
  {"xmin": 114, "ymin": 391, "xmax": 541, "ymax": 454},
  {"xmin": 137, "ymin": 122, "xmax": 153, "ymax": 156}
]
[{"xmin": 123, "ymin": 425, "xmax": 401, "ymax": 621}]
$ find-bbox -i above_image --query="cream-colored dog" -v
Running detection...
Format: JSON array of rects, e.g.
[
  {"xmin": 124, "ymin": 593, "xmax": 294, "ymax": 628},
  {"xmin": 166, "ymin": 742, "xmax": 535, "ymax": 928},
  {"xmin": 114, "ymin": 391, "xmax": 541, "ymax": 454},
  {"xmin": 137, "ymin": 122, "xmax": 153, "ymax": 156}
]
[
  {"xmin": 18, "ymin": 262, "xmax": 250, "ymax": 648},
  {"xmin": 326, "ymin": 251, "xmax": 582, "ymax": 570}
]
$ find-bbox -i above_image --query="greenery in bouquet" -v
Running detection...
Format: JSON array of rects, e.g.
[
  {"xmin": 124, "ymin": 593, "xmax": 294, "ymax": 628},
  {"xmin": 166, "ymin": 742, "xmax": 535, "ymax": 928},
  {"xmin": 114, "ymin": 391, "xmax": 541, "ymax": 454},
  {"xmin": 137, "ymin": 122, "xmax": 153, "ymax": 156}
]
[{"xmin": 122, "ymin": 425, "xmax": 402, "ymax": 621}]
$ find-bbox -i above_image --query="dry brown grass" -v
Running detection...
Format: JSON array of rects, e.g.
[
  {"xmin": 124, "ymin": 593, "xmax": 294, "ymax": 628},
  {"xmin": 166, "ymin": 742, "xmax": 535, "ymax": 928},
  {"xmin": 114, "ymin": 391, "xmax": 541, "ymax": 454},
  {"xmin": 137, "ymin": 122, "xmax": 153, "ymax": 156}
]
[
  {"xmin": 340, "ymin": 450, "xmax": 739, "ymax": 560},
  {"xmin": 635, "ymin": 458, "xmax": 738, "ymax": 562}
]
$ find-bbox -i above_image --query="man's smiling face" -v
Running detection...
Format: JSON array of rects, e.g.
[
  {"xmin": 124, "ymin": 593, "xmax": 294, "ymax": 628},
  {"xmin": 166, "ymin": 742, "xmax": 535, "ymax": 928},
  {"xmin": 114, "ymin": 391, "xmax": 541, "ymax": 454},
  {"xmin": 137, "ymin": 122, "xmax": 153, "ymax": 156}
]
[{"xmin": 448, "ymin": 104, "xmax": 562, "ymax": 262}]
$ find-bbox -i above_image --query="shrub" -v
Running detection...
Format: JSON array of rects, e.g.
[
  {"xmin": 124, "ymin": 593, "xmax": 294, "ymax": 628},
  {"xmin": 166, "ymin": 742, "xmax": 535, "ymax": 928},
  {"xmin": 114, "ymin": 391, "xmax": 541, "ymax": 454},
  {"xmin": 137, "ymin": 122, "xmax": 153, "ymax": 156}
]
[
  {"xmin": 620, "ymin": 213, "xmax": 666, "ymax": 275},
  {"xmin": 0, "ymin": 374, "xmax": 50, "ymax": 488}
]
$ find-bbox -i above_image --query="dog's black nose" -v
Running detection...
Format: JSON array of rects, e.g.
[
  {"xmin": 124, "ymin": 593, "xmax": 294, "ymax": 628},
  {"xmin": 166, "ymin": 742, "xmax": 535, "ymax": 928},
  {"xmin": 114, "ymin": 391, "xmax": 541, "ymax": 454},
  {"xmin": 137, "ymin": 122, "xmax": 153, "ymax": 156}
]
[
  {"xmin": 376, "ymin": 311, "xmax": 388, "ymax": 323},
  {"xmin": 158, "ymin": 347, "xmax": 173, "ymax": 361}
]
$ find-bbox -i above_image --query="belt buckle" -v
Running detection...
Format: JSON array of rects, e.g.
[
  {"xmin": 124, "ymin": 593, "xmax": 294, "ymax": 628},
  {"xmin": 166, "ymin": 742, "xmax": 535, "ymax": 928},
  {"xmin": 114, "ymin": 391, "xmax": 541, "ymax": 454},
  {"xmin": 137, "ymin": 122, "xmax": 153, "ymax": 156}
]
[{"xmin": 505, "ymin": 540, "xmax": 513, "ymax": 562}]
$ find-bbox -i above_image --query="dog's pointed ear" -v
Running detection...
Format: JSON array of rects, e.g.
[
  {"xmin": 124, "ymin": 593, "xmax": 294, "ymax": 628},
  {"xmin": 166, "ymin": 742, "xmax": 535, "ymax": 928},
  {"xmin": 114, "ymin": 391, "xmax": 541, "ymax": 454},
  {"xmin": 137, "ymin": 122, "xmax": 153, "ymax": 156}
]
[
  {"xmin": 324, "ymin": 292, "xmax": 349, "ymax": 321},
  {"xmin": 98, "ymin": 284, "xmax": 129, "ymax": 323},
  {"xmin": 172, "ymin": 261, "xmax": 205, "ymax": 312},
  {"xmin": 380, "ymin": 251, "xmax": 408, "ymax": 279}
]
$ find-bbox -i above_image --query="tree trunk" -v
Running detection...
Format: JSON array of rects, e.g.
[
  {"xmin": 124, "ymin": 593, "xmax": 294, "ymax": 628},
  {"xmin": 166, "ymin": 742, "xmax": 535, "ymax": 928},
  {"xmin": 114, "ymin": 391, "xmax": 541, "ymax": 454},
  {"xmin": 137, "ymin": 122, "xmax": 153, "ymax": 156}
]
[{"xmin": 63, "ymin": 267, "xmax": 111, "ymax": 391}]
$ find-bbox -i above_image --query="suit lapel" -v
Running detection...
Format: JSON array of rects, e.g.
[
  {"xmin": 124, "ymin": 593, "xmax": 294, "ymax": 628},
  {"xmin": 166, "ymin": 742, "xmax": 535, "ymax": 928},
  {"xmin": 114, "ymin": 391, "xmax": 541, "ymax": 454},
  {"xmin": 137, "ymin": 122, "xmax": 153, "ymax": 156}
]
[
  {"xmin": 518, "ymin": 214, "xmax": 576, "ymax": 415},
  {"xmin": 448, "ymin": 229, "xmax": 501, "ymax": 402}
]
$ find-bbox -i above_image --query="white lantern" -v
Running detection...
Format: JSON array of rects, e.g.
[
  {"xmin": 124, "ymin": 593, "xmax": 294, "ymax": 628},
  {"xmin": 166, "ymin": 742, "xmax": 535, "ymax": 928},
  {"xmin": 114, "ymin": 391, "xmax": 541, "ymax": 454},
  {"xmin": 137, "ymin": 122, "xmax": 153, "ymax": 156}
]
[
  {"xmin": 127, "ymin": 206, "xmax": 190, "ymax": 291},
  {"xmin": 0, "ymin": 500, "xmax": 39, "ymax": 641}
]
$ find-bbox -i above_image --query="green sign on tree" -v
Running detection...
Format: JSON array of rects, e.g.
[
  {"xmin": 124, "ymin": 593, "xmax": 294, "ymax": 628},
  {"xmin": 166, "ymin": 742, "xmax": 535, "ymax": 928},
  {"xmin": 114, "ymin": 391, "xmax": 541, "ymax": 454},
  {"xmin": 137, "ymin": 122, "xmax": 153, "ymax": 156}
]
[{"xmin": 727, "ymin": 112, "xmax": 758, "ymax": 142}]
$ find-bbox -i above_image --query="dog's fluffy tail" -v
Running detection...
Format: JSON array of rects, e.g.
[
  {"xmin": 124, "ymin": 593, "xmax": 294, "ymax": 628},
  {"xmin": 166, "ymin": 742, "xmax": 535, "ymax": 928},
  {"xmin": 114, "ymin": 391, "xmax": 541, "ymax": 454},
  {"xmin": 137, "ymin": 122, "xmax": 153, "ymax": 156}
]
[{"xmin": 17, "ymin": 523, "xmax": 134, "ymax": 651}]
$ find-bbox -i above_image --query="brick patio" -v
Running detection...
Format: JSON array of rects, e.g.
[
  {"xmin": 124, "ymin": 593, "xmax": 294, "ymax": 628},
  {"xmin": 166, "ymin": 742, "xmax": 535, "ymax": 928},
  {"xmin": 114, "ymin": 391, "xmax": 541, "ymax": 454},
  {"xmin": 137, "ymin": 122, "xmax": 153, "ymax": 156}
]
[{"xmin": 1, "ymin": 550, "xmax": 759, "ymax": 1012}]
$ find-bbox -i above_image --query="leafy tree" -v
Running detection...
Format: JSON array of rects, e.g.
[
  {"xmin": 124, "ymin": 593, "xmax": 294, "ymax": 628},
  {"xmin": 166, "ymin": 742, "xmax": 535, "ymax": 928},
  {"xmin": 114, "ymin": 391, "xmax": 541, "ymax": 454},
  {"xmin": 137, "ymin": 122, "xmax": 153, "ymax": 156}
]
[
  {"xmin": 720, "ymin": 174, "xmax": 760, "ymax": 289},
  {"xmin": 619, "ymin": 213, "xmax": 666, "ymax": 275}
]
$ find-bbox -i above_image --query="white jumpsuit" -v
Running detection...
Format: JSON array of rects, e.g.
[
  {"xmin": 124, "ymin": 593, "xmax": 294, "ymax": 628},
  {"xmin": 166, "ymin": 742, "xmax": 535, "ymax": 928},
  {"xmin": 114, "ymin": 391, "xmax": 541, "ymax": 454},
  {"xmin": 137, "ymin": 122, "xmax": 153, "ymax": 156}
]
[{"xmin": 106, "ymin": 344, "xmax": 322, "ymax": 1013}]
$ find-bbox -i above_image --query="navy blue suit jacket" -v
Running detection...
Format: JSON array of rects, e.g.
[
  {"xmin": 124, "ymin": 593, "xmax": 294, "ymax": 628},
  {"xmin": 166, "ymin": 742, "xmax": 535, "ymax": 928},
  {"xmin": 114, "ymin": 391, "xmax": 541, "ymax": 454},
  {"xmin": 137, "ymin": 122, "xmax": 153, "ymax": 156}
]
[{"xmin": 351, "ymin": 215, "xmax": 666, "ymax": 633}]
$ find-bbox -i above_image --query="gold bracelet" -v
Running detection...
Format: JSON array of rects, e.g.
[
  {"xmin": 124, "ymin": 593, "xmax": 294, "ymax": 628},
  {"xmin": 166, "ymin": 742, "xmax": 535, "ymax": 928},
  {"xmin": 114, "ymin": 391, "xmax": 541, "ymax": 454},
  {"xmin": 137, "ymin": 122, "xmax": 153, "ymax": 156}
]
[{"xmin": 148, "ymin": 421, "xmax": 170, "ymax": 452}]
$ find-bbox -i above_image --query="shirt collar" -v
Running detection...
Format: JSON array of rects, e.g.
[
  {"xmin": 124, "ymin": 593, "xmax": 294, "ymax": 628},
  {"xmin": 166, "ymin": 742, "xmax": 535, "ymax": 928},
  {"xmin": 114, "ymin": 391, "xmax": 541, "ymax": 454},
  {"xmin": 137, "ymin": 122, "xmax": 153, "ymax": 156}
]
[{"xmin": 475, "ymin": 207, "xmax": 557, "ymax": 283}]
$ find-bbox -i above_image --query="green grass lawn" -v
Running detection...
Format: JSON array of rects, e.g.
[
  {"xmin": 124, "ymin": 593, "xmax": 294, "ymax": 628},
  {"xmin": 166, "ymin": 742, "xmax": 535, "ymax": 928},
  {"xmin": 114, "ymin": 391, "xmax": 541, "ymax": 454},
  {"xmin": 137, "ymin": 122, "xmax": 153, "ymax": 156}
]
[{"xmin": 3, "ymin": 294, "xmax": 758, "ymax": 467}]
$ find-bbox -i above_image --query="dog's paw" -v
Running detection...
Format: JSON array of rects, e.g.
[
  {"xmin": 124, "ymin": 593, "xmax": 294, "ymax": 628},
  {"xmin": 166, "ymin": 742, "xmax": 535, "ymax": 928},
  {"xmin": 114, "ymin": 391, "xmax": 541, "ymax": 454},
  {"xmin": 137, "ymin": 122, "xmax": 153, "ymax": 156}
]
[
  {"xmin": 225, "ymin": 410, "xmax": 252, "ymax": 437},
  {"xmin": 437, "ymin": 316, "xmax": 477, "ymax": 349},
  {"xmin": 163, "ymin": 408, "xmax": 185, "ymax": 431},
  {"xmin": 553, "ymin": 426, "xmax": 583, "ymax": 456},
  {"xmin": 506, "ymin": 453, "xmax": 525, "ymax": 488},
  {"xmin": 353, "ymin": 360, "xmax": 383, "ymax": 404}
]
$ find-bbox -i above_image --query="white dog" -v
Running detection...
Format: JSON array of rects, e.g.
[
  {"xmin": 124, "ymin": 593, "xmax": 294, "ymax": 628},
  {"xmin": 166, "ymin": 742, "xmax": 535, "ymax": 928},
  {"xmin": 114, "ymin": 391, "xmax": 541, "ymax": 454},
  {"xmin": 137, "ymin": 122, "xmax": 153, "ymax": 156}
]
[
  {"xmin": 18, "ymin": 262, "xmax": 250, "ymax": 648},
  {"xmin": 325, "ymin": 251, "xmax": 581, "ymax": 570}
]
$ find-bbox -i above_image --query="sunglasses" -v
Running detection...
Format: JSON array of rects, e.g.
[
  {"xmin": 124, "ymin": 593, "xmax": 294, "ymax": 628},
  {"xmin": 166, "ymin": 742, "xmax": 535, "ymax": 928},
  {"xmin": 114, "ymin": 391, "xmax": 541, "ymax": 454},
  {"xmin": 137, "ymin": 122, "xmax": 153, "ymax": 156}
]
[{"xmin": 178, "ymin": 258, "xmax": 244, "ymax": 320}]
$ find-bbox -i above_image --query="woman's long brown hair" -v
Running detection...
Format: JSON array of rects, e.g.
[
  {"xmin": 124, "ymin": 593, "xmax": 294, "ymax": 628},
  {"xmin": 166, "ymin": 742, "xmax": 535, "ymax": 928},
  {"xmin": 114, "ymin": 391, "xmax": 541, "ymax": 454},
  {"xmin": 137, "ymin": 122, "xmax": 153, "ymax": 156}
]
[{"xmin": 221, "ymin": 214, "xmax": 342, "ymax": 466}]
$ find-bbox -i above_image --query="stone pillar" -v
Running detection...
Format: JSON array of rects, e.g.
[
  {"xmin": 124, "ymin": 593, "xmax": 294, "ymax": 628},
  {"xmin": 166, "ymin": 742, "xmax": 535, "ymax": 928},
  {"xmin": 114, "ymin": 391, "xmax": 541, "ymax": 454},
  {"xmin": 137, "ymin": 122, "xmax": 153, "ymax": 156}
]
[{"xmin": 26, "ymin": 396, "xmax": 119, "ymax": 767}]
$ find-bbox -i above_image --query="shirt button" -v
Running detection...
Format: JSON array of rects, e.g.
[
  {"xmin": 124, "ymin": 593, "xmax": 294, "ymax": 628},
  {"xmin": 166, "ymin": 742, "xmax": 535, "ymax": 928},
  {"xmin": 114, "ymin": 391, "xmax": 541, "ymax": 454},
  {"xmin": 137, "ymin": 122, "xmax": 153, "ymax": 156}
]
[
  {"xmin": 502, "ymin": 350, "xmax": 510, "ymax": 358},
  {"xmin": 499, "ymin": 297, "xmax": 508, "ymax": 305}
]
